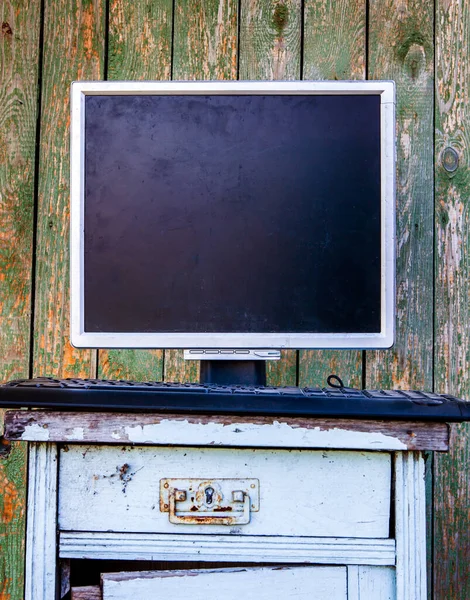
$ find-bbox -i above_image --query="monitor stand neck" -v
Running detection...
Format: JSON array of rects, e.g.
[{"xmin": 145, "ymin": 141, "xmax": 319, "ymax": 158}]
[{"xmin": 199, "ymin": 360, "xmax": 267, "ymax": 386}]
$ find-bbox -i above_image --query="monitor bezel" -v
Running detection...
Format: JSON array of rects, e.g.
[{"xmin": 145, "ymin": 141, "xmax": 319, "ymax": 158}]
[{"xmin": 70, "ymin": 80, "xmax": 395, "ymax": 349}]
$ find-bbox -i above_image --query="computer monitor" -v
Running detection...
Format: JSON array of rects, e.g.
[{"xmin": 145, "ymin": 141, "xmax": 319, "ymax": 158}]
[{"xmin": 70, "ymin": 81, "xmax": 395, "ymax": 352}]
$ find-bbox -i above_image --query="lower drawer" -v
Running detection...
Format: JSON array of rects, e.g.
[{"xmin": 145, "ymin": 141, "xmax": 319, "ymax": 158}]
[
  {"xmin": 58, "ymin": 445, "xmax": 391, "ymax": 538},
  {"xmin": 101, "ymin": 566, "xmax": 348, "ymax": 600}
]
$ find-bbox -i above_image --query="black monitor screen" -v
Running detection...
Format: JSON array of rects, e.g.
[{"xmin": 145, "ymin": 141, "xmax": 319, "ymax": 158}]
[{"xmin": 84, "ymin": 94, "xmax": 381, "ymax": 334}]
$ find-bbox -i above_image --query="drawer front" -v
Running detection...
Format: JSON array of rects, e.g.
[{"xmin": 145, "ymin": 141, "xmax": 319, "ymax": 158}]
[
  {"xmin": 59, "ymin": 445, "xmax": 391, "ymax": 538},
  {"xmin": 101, "ymin": 566, "xmax": 348, "ymax": 600}
]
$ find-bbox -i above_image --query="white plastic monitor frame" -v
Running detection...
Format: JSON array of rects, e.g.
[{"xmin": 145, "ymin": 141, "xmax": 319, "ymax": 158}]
[{"xmin": 70, "ymin": 80, "xmax": 395, "ymax": 350}]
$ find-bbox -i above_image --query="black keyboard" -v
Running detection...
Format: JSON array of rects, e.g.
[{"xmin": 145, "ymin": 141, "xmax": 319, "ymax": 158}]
[{"xmin": 0, "ymin": 377, "xmax": 469, "ymax": 421}]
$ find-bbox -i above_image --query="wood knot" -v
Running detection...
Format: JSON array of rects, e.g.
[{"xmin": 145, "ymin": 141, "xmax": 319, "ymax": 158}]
[
  {"xmin": 403, "ymin": 43, "xmax": 426, "ymax": 80},
  {"xmin": 272, "ymin": 4, "xmax": 289, "ymax": 36},
  {"xmin": 2, "ymin": 22, "xmax": 13, "ymax": 36},
  {"xmin": 441, "ymin": 147, "xmax": 459, "ymax": 173}
]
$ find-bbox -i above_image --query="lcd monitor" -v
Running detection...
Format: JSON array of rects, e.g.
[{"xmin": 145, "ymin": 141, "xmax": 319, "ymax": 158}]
[{"xmin": 70, "ymin": 81, "xmax": 395, "ymax": 350}]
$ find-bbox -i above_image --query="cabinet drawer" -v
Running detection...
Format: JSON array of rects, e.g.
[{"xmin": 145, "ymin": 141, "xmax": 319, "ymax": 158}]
[
  {"xmin": 59, "ymin": 445, "xmax": 391, "ymax": 538},
  {"xmin": 101, "ymin": 566, "xmax": 348, "ymax": 600}
]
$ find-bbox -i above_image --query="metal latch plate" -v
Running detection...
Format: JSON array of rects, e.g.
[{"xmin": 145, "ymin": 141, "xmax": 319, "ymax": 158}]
[{"xmin": 160, "ymin": 478, "xmax": 260, "ymax": 513}]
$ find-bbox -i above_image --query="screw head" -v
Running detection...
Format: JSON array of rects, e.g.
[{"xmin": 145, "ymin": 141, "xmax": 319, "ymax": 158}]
[
  {"xmin": 232, "ymin": 490, "xmax": 245, "ymax": 503},
  {"xmin": 442, "ymin": 147, "xmax": 459, "ymax": 173},
  {"xmin": 175, "ymin": 489, "xmax": 187, "ymax": 502},
  {"xmin": 163, "ymin": 482, "xmax": 169, "ymax": 489}
]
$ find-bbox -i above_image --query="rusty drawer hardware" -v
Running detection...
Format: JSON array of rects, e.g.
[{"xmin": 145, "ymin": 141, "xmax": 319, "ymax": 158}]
[{"xmin": 160, "ymin": 478, "xmax": 260, "ymax": 525}]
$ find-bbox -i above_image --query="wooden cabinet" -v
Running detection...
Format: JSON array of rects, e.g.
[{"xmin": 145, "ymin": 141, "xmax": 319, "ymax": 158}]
[{"xmin": 4, "ymin": 410, "xmax": 447, "ymax": 600}]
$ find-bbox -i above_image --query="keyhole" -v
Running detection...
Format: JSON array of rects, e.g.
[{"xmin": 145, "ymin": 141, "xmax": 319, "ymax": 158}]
[{"xmin": 205, "ymin": 486, "xmax": 215, "ymax": 505}]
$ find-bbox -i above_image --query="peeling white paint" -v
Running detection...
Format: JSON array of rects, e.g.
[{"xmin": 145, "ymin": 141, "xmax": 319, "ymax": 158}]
[
  {"xmin": 22, "ymin": 424, "xmax": 50, "ymax": 441},
  {"xmin": 64, "ymin": 427, "xmax": 85, "ymax": 441},
  {"xmin": 122, "ymin": 420, "xmax": 408, "ymax": 450}
]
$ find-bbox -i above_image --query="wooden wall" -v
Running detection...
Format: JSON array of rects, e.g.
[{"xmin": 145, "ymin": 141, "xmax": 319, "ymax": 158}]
[{"xmin": 0, "ymin": 0, "xmax": 468, "ymax": 597}]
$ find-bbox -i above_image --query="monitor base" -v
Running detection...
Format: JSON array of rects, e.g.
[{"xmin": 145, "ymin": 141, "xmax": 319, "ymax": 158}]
[{"xmin": 199, "ymin": 360, "xmax": 266, "ymax": 386}]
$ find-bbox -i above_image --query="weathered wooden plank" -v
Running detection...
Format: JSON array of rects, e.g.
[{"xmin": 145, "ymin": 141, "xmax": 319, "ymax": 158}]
[
  {"xmin": 368, "ymin": 6, "xmax": 435, "ymax": 593},
  {"xmin": 303, "ymin": 0, "xmax": 366, "ymax": 81},
  {"xmin": 33, "ymin": 0, "xmax": 106, "ymax": 379},
  {"xmin": 238, "ymin": 0, "xmax": 301, "ymax": 386},
  {"xmin": 299, "ymin": 350, "xmax": 362, "ymax": 389},
  {"xmin": 166, "ymin": 0, "xmax": 238, "ymax": 382},
  {"xmin": 0, "ymin": 0, "xmax": 38, "ymax": 383},
  {"xmin": 98, "ymin": 0, "xmax": 173, "ymax": 382},
  {"xmin": 298, "ymin": 0, "xmax": 366, "ymax": 388},
  {"xmin": 434, "ymin": 0, "xmax": 470, "ymax": 596},
  {"xmin": 0, "ymin": 438, "xmax": 27, "ymax": 600},
  {"xmin": 101, "ymin": 566, "xmax": 347, "ymax": 600},
  {"xmin": 0, "ymin": 2, "xmax": 41, "ymax": 598},
  {"xmin": 367, "ymin": 0, "xmax": 434, "ymax": 391},
  {"xmin": 367, "ymin": 4, "xmax": 435, "ymax": 595},
  {"xmin": 239, "ymin": 0, "xmax": 301, "ymax": 81},
  {"xmin": 61, "ymin": 531, "xmax": 396, "ymax": 565},
  {"xmin": 71, "ymin": 587, "xmax": 101, "ymax": 600},
  {"xmin": 4, "ymin": 410, "xmax": 450, "ymax": 451},
  {"xmin": 172, "ymin": 0, "xmax": 238, "ymax": 81},
  {"xmin": 98, "ymin": 349, "xmax": 164, "ymax": 382},
  {"xmin": 108, "ymin": 0, "xmax": 172, "ymax": 81},
  {"xmin": 164, "ymin": 350, "xmax": 199, "ymax": 383}
]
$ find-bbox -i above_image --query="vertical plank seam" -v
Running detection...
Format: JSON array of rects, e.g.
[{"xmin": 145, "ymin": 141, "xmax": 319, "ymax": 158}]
[
  {"xmin": 299, "ymin": 0, "xmax": 305, "ymax": 80},
  {"xmin": 98, "ymin": 0, "xmax": 110, "ymax": 380},
  {"xmin": 365, "ymin": 0, "xmax": 369, "ymax": 79},
  {"xmin": 431, "ymin": 0, "xmax": 437, "ymax": 596},
  {"xmin": 295, "ymin": 350, "xmax": 300, "ymax": 387},
  {"xmin": 103, "ymin": 0, "xmax": 110, "ymax": 80},
  {"xmin": 170, "ymin": 0, "xmax": 176, "ymax": 81},
  {"xmin": 298, "ymin": 0, "xmax": 306, "ymax": 381},
  {"xmin": 166, "ymin": 0, "xmax": 176, "ymax": 380},
  {"xmin": 363, "ymin": 0, "xmax": 370, "ymax": 391},
  {"xmin": 28, "ymin": 0, "xmax": 47, "ymax": 380},
  {"xmin": 431, "ymin": 0, "xmax": 437, "ymax": 397},
  {"xmin": 97, "ymin": 0, "xmax": 110, "ymax": 379},
  {"xmin": 236, "ymin": 0, "xmax": 242, "ymax": 79},
  {"xmin": 362, "ymin": 350, "xmax": 366, "ymax": 389}
]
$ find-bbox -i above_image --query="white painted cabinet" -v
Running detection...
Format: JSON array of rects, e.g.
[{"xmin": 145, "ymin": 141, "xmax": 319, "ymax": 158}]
[{"xmin": 4, "ymin": 410, "xmax": 444, "ymax": 600}]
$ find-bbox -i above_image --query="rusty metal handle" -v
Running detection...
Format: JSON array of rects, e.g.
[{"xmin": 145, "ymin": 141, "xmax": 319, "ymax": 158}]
[{"xmin": 168, "ymin": 489, "xmax": 251, "ymax": 525}]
